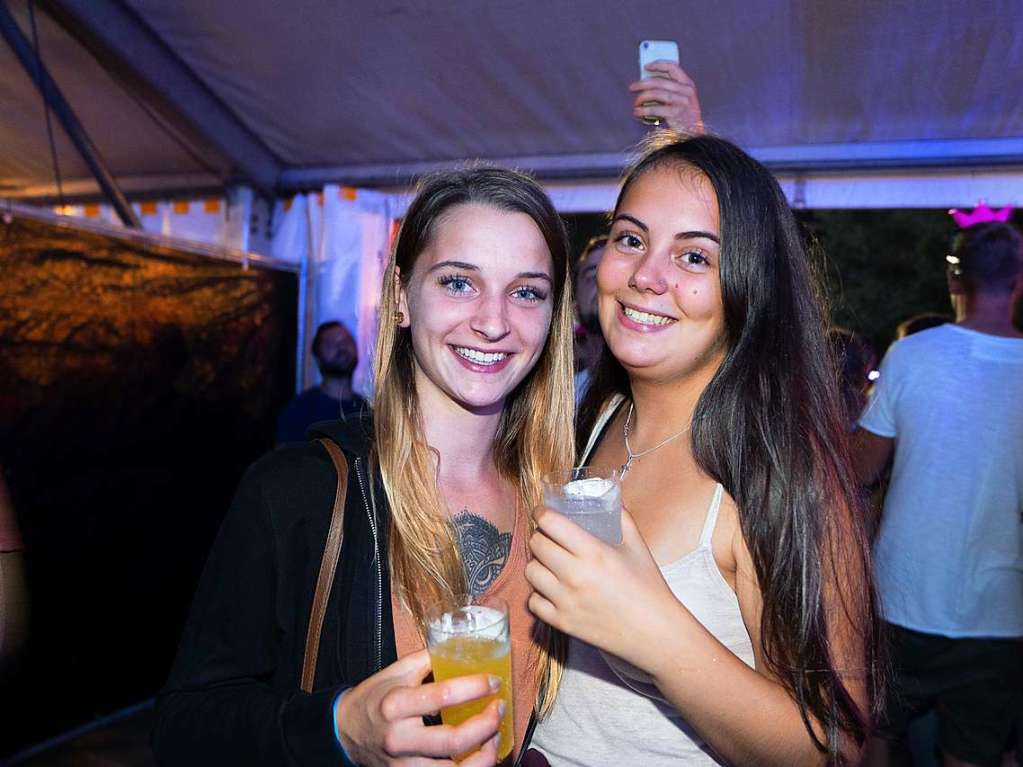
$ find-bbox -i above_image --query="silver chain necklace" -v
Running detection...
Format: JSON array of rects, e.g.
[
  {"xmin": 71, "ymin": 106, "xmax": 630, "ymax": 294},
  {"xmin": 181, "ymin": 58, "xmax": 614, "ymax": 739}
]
[{"xmin": 620, "ymin": 402, "xmax": 692, "ymax": 478}]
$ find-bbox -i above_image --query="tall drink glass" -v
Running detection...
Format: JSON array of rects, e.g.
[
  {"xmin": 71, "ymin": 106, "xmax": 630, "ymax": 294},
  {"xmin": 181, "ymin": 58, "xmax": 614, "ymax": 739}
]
[
  {"xmin": 542, "ymin": 467, "xmax": 623, "ymax": 544},
  {"xmin": 425, "ymin": 595, "xmax": 513, "ymax": 762}
]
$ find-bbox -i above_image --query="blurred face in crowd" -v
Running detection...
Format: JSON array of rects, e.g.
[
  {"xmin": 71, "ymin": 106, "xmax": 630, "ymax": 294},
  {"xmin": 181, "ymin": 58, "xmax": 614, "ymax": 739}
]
[
  {"xmin": 598, "ymin": 164, "xmax": 727, "ymax": 385},
  {"xmin": 315, "ymin": 323, "xmax": 358, "ymax": 377},
  {"xmin": 397, "ymin": 203, "xmax": 555, "ymax": 414},
  {"xmin": 574, "ymin": 244, "xmax": 603, "ymax": 332}
]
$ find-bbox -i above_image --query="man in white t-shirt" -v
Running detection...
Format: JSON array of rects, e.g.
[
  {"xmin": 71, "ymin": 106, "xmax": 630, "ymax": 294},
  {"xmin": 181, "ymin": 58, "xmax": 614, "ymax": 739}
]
[{"xmin": 854, "ymin": 221, "xmax": 1023, "ymax": 767}]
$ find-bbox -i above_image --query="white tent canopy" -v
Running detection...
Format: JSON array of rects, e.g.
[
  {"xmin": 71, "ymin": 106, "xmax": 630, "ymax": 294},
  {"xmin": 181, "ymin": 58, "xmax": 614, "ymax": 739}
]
[
  {"xmin": 2, "ymin": 0, "xmax": 1023, "ymax": 208},
  {"xmin": 5, "ymin": 0, "xmax": 1022, "ymax": 394}
]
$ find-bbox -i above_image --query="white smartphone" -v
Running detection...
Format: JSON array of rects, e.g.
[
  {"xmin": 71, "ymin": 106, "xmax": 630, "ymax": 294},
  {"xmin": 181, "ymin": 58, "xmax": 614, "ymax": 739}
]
[
  {"xmin": 639, "ymin": 40, "xmax": 679, "ymax": 81},
  {"xmin": 638, "ymin": 40, "xmax": 679, "ymax": 124}
]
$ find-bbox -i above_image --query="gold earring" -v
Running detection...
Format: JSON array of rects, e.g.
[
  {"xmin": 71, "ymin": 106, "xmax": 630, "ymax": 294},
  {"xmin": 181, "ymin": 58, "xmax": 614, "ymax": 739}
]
[{"xmin": 394, "ymin": 310, "xmax": 405, "ymax": 325}]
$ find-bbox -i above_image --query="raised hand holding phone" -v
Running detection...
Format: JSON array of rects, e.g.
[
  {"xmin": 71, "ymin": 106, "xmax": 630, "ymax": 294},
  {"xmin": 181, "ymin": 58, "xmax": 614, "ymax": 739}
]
[{"xmin": 632, "ymin": 40, "xmax": 704, "ymax": 133}]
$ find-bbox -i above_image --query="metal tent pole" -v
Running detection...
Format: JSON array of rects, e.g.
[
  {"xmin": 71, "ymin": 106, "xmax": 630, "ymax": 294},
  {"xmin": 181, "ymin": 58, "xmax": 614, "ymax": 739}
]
[{"xmin": 0, "ymin": 0, "xmax": 141, "ymax": 228}]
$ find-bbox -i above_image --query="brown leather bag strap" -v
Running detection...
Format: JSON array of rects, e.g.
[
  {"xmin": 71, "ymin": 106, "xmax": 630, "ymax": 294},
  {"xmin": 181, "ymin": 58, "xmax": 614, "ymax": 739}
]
[{"xmin": 301, "ymin": 437, "xmax": 350, "ymax": 693}]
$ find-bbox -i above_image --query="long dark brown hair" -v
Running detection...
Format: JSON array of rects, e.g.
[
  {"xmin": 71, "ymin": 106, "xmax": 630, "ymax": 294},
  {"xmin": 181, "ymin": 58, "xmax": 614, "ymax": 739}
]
[{"xmin": 579, "ymin": 134, "xmax": 883, "ymax": 760}]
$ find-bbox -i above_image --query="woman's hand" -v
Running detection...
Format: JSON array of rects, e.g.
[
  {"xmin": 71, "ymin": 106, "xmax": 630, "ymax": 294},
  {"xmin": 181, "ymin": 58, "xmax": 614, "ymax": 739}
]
[
  {"xmin": 525, "ymin": 506, "xmax": 680, "ymax": 673},
  {"xmin": 629, "ymin": 61, "xmax": 704, "ymax": 134},
  {"xmin": 335, "ymin": 649, "xmax": 503, "ymax": 767}
]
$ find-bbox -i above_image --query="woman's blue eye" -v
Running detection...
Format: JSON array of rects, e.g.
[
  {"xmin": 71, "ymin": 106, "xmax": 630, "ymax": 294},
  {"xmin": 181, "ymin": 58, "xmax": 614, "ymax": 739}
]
[
  {"xmin": 512, "ymin": 286, "xmax": 546, "ymax": 302},
  {"xmin": 438, "ymin": 274, "xmax": 474, "ymax": 293}
]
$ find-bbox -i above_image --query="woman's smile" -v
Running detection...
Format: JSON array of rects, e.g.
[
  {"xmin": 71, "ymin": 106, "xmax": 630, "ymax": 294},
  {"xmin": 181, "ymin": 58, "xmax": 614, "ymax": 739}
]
[
  {"xmin": 616, "ymin": 300, "xmax": 679, "ymax": 331},
  {"xmin": 450, "ymin": 344, "xmax": 515, "ymax": 372}
]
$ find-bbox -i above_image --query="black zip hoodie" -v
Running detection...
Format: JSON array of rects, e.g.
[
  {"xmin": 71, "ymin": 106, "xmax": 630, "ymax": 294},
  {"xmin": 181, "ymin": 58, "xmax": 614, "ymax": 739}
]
[{"xmin": 152, "ymin": 415, "xmax": 397, "ymax": 765}]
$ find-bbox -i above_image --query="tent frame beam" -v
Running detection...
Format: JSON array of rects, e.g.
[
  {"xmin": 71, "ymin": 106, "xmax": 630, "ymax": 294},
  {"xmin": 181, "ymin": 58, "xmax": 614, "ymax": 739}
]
[
  {"xmin": 3, "ymin": 199, "xmax": 299, "ymax": 273},
  {"xmin": 0, "ymin": 0, "xmax": 141, "ymax": 227},
  {"xmin": 39, "ymin": 0, "xmax": 282, "ymax": 198},
  {"xmin": 277, "ymin": 137, "xmax": 1023, "ymax": 191},
  {"xmin": 2, "ymin": 172, "xmax": 226, "ymax": 204}
]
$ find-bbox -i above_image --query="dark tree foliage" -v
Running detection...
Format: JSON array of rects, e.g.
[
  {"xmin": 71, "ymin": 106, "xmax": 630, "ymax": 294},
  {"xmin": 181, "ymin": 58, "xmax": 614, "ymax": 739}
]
[
  {"xmin": 798, "ymin": 209, "xmax": 957, "ymax": 354},
  {"xmin": 0, "ymin": 215, "xmax": 297, "ymax": 757}
]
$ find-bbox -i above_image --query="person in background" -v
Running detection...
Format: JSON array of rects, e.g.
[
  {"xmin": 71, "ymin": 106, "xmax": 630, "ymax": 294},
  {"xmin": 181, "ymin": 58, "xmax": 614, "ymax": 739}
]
[
  {"xmin": 829, "ymin": 327, "xmax": 878, "ymax": 428},
  {"xmin": 630, "ymin": 59, "xmax": 705, "ymax": 134},
  {"xmin": 0, "ymin": 468, "xmax": 27, "ymax": 672},
  {"xmin": 858, "ymin": 313, "xmax": 950, "ymax": 539},
  {"xmin": 573, "ymin": 235, "xmax": 607, "ymax": 402},
  {"xmin": 854, "ymin": 221, "xmax": 1023, "ymax": 767},
  {"xmin": 277, "ymin": 320, "xmax": 367, "ymax": 444}
]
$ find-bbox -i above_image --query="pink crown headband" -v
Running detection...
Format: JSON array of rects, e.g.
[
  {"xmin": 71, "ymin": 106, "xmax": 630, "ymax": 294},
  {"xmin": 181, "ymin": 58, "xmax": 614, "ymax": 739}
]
[{"xmin": 948, "ymin": 202, "xmax": 1014, "ymax": 229}]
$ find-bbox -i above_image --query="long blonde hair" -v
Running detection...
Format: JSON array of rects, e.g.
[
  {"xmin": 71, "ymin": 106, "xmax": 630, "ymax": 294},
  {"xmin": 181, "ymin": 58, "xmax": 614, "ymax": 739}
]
[{"xmin": 373, "ymin": 167, "xmax": 573, "ymax": 714}]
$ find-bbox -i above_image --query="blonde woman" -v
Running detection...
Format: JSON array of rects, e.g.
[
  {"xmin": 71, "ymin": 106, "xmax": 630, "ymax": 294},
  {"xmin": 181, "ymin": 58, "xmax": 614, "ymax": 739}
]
[{"xmin": 153, "ymin": 168, "xmax": 574, "ymax": 767}]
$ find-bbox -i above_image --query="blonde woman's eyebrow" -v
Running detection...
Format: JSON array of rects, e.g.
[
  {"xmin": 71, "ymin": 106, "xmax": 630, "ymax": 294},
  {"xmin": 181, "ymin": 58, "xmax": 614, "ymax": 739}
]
[
  {"xmin": 517, "ymin": 271, "xmax": 552, "ymax": 284},
  {"xmin": 427, "ymin": 260, "xmax": 478, "ymax": 273},
  {"xmin": 427, "ymin": 260, "xmax": 551, "ymax": 284}
]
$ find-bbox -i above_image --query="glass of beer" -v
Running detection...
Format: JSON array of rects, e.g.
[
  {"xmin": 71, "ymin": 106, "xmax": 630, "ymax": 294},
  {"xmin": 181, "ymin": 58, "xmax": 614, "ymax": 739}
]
[
  {"xmin": 542, "ymin": 466, "xmax": 623, "ymax": 544},
  {"xmin": 425, "ymin": 595, "xmax": 513, "ymax": 762}
]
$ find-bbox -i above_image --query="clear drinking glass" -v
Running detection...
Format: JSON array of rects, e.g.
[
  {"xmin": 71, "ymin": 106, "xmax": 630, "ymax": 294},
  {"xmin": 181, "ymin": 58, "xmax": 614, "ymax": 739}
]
[
  {"xmin": 425, "ymin": 595, "xmax": 514, "ymax": 762},
  {"xmin": 542, "ymin": 466, "xmax": 623, "ymax": 544}
]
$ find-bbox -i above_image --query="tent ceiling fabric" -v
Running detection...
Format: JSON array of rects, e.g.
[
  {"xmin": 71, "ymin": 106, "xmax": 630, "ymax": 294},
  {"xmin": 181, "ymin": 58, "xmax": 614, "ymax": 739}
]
[
  {"xmin": 2, "ymin": 0, "xmax": 1022, "ymax": 197},
  {"xmin": 122, "ymin": 0, "xmax": 1023, "ymax": 164},
  {"xmin": 0, "ymin": 0, "xmax": 217, "ymax": 194}
]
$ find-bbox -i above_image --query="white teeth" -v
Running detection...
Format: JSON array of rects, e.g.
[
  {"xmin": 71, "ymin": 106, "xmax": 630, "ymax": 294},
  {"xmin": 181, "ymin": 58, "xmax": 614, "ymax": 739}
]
[
  {"xmin": 455, "ymin": 347, "xmax": 508, "ymax": 365},
  {"xmin": 623, "ymin": 306, "xmax": 674, "ymax": 326}
]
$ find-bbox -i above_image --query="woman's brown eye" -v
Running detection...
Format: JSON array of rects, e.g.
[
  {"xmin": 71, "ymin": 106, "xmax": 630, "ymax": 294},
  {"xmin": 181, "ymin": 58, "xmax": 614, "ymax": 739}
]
[{"xmin": 677, "ymin": 250, "xmax": 709, "ymax": 268}]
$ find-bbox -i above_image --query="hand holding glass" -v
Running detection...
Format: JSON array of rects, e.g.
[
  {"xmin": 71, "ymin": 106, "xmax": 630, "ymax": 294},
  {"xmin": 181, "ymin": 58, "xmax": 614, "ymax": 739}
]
[
  {"xmin": 425, "ymin": 596, "xmax": 513, "ymax": 762},
  {"xmin": 542, "ymin": 467, "xmax": 623, "ymax": 544}
]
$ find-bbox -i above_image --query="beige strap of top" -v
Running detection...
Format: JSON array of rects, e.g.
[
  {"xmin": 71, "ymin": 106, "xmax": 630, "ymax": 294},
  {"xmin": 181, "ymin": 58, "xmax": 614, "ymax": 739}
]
[
  {"xmin": 580, "ymin": 393, "xmax": 627, "ymax": 464},
  {"xmin": 300, "ymin": 438, "xmax": 350, "ymax": 693}
]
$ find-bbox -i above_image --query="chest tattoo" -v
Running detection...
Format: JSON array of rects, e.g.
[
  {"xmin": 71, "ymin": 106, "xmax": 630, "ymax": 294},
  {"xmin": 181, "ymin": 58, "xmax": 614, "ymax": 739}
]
[{"xmin": 452, "ymin": 509, "xmax": 512, "ymax": 597}]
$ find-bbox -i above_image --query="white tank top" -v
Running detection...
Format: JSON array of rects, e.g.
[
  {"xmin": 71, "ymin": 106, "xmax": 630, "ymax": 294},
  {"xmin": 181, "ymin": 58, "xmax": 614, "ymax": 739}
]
[{"xmin": 532, "ymin": 395, "xmax": 756, "ymax": 766}]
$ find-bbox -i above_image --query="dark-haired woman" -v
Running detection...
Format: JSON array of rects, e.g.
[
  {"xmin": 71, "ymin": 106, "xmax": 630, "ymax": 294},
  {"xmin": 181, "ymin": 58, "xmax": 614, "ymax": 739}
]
[
  {"xmin": 153, "ymin": 167, "xmax": 575, "ymax": 766},
  {"xmin": 526, "ymin": 134, "xmax": 881, "ymax": 766}
]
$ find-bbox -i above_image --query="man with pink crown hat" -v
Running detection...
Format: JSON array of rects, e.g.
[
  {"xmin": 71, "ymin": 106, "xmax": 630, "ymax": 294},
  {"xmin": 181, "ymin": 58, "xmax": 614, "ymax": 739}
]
[{"xmin": 854, "ymin": 204, "xmax": 1023, "ymax": 767}]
